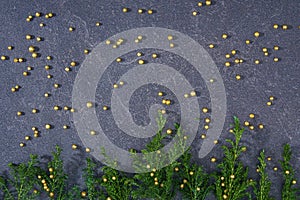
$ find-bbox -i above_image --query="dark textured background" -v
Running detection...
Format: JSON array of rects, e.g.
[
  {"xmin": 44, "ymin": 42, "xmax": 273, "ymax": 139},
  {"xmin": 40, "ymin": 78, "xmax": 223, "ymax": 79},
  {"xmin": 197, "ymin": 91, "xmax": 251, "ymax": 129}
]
[{"xmin": 0, "ymin": 0, "xmax": 299, "ymax": 199}]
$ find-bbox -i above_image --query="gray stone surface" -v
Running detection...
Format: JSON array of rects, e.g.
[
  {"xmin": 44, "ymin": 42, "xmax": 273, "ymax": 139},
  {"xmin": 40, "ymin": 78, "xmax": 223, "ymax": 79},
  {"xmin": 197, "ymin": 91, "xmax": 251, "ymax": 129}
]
[{"xmin": 0, "ymin": 0, "xmax": 299, "ymax": 199}]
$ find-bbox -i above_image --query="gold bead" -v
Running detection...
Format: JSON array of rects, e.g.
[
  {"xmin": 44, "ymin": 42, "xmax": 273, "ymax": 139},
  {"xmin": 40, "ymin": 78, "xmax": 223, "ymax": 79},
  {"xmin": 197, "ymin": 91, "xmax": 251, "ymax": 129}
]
[
  {"xmin": 69, "ymin": 27, "xmax": 74, "ymax": 32},
  {"xmin": 35, "ymin": 12, "xmax": 41, "ymax": 17},
  {"xmin": 63, "ymin": 125, "xmax": 68, "ymax": 129},
  {"xmin": 184, "ymin": 94, "xmax": 189, "ymax": 98},
  {"xmin": 49, "ymin": 175, "xmax": 54, "ymax": 179},
  {"xmin": 26, "ymin": 34, "xmax": 32, "ymax": 40},
  {"xmin": 39, "ymin": 23, "xmax": 45, "ymax": 27},
  {"xmin": 137, "ymin": 35, "xmax": 143, "ymax": 40},
  {"xmin": 167, "ymin": 35, "xmax": 173, "ymax": 41},
  {"xmin": 249, "ymin": 125, "xmax": 254, "ymax": 130},
  {"xmin": 244, "ymin": 121, "xmax": 250, "ymax": 126},
  {"xmin": 136, "ymin": 52, "xmax": 143, "ymax": 57},
  {"xmin": 138, "ymin": 9, "xmax": 143, "ymax": 14},
  {"xmin": 254, "ymin": 32, "xmax": 260, "ymax": 37},
  {"xmin": 32, "ymin": 109, "xmax": 38, "ymax": 113},
  {"xmin": 119, "ymin": 81, "xmax": 124, "ymax": 85},
  {"xmin": 49, "ymin": 192, "xmax": 54, "ymax": 197},
  {"xmin": 113, "ymin": 84, "xmax": 118, "ymax": 88},
  {"xmin": 264, "ymin": 52, "xmax": 269, "ymax": 56},
  {"xmin": 169, "ymin": 43, "xmax": 175, "ymax": 48},
  {"xmin": 205, "ymin": 0, "xmax": 211, "ymax": 6},
  {"xmin": 273, "ymin": 24, "xmax": 279, "ymax": 29},
  {"xmin": 17, "ymin": 111, "xmax": 23, "ymax": 116},
  {"xmin": 282, "ymin": 24, "xmax": 288, "ymax": 30},
  {"xmin": 222, "ymin": 34, "xmax": 228, "ymax": 39},
  {"xmin": 273, "ymin": 167, "xmax": 278, "ymax": 171},
  {"xmin": 90, "ymin": 130, "xmax": 96, "ymax": 135},
  {"xmin": 254, "ymin": 59, "xmax": 260, "ymax": 64},
  {"xmin": 25, "ymin": 136, "xmax": 30, "ymax": 140},
  {"xmin": 234, "ymin": 59, "xmax": 240, "ymax": 64},
  {"xmin": 152, "ymin": 53, "xmax": 158, "ymax": 59},
  {"xmin": 95, "ymin": 22, "xmax": 101, "ymax": 26},
  {"xmin": 138, "ymin": 59, "xmax": 145, "ymax": 65},
  {"xmin": 201, "ymin": 134, "xmax": 206, "ymax": 139},
  {"xmin": 192, "ymin": 11, "xmax": 198, "ymax": 16},
  {"xmin": 285, "ymin": 170, "xmax": 290, "ymax": 174},
  {"xmin": 204, "ymin": 125, "xmax": 209, "ymax": 130},
  {"xmin": 86, "ymin": 102, "xmax": 93, "ymax": 108},
  {"xmin": 36, "ymin": 37, "xmax": 42, "ymax": 42},
  {"xmin": 211, "ymin": 157, "xmax": 216, "ymax": 162},
  {"xmin": 53, "ymin": 105, "xmax": 60, "ymax": 111},
  {"xmin": 273, "ymin": 57, "xmax": 279, "ymax": 62},
  {"xmin": 116, "ymin": 57, "xmax": 122, "ymax": 62},
  {"xmin": 84, "ymin": 49, "xmax": 89, "ymax": 54},
  {"xmin": 249, "ymin": 113, "xmax": 255, "ymax": 118},
  {"xmin": 269, "ymin": 96, "xmax": 274, "ymax": 101},
  {"xmin": 202, "ymin": 107, "xmax": 208, "ymax": 113},
  {"xmin": 105, "ymin": 40, "xmax": 111, "ymax": 45},
  {"xmin": 205, "ymin": 118, "xmax": 211, "ymax": 123},
  {"xmin": 122, "ymin": 8, "xmax": 128, "ymax": 13},
  {"xmin": 70, "ymin": 108, "xmax": 75, "ymax": 112},
  {"xmin": 231, "ymin": 50, "xmax": 237, "ymax": 55},
  {"xmin": 245, "ymin": 40, "xmax": 251, "ymax": 44},
  {"xmin": 209, "ymin": 44, "xmax": 214, "ymax": 49},
  {"xmin": 198, "ymin": 2, "xmax": 203, "ymax": 7},
  {"xmin": 267, "ymin": 157, "xmax": 271, "ymax": 161},
  {"xmin": 230, "ymin": 174, "xmax": 235, "ymax": 179},
  {"xmin": 292, "ymin": 180, "xmax": 297, "ymax": 185},
  {"xmin": 262, "ymin": 47, "xmax": 268, "ymax": 52},
  {"xmin": 189, "ymin": 171, "xmax": 194, "ymax": 175},
  {"xmin": 273, "ymin": 46, "xmax": 279, "ymax": 51},
  {"xmin": 1, "ymin": 56, "xmax": 7, "ymax": 60},
  {"xmin": 45, "ymin": 124, "xmax": 51, "ymax": 129},
  {"xmin": 47, "ymin": 74, "xmax": 53, "ymax": 79},
  {"xmin": 32, "ymin": 53, "xmax": 38, "ymax": 58},
  {"xmin": 72, "ymin": 144, "xmax": 77, "ymax": 149},
  {"xmin": 70, "ymin": 61, "xmax": 76, "ymax": 67},
  {"xmin": 54, "ymin": 83, "xmax": 60, "ymax": 88},
  {"xmin": 81, "ymin": 191, "xmax": 87, "ymax": 197},
  {"xmin": 85, "ymin": 148, "xmax": 91, "ymax": 153},
  {"xmin": 166, "ymin": 129, "xmax": 172, "ymax": 134},
  {"xmin": 20, "ymin": 142, "xmax": 25, "ymax": 147},
  {"xmin": 235, "ymin": 75, "xmax": 241, "ymax": 80},
  {"xmin": 158, "ymin": 92, "xmax": 163, "ymax": 96},
  {"xmin": 160, "ymin": 109, "xmax": 166, "ymax": 114},
  {"xmin": 214, "ymin": 140, "xmax": 218, "ymax": 144},
  {"xmin": 174, "ymin": 167, "xmax": 179, "ymax": 172},
  {"xmin": 225, "ymin": 62, "xmax": 231, "ymax": 67},
  {"xmin": 183, "ymin": 179, "xmax": 188, "ymax": 183},
  {"xmin": 225, "ymin": 54, "xmax": 231, "ymax": 59},
  {"xmin": 180, "ymin": 184, "xmax": 184, "ymax": 189},
  {"xmin": 190, "ymin": 91, "xmax": 196, "ymax": 96},
  {"xmin": 147, "ymin": 9, "xmax": 153, "ymax": 14},
  {"xmin": 103, "ymin": 106, "xmax": 108, "ymax": 111},
  {"xmin": 267, "ymin": 101, "xmax": 272, "ymax": 106}
]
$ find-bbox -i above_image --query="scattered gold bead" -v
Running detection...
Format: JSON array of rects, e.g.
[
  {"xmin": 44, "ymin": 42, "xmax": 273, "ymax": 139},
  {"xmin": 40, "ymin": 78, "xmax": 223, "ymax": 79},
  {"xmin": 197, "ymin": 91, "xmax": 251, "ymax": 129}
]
[
  {"xmin": 11, "ymin": 87, "xmax": 16, "ymax": 92},
  {"xmin": 72, "ymin": 144, "xmax": 77, "ymax": 149},
  {"xmin": 160, "ymin": 109, "xmax": 166, "ymax": 114},
  {"xmin": 285, "ymin": 170, "xmax": 290, "ymax": 175},
  {"xmin": 211, "ymin": 157, "xmax": 216, "ymax": 162},
  {"xmin": 257, "ymin": 124, "xmax": 264, "ymax": 129},
  {"xmin": 138, "ymin": 9, "xmax": 143, "ymax": 14},
  {"xmin": 262, "ymin": 47, "xmax": 268, "ymax": 52},
  {"xmin": 231, "ymin": 50, "xmax": 237, "ymax": 55},
  {"xmin": 230, "ymin": 174, "xmax": 235, "ymax": 179},
  {"xmin": 225, "ymin": 54, "xmax": 231, "ymax": 59},
  {"xmin": 158, "ymin": 92, "xmax": 163, "ymax": 96},
  {"xmin": 269, "ymin": 96, "xmax": 274, "ymax": 101},
  {"xmin": 254, "ymin": 59, "xmax": 260, "ymax": 64},
  {"xmin": 244, "ymin": 121, "xmax": 250, "ymax": 126},
  {"xmin": 54, "ymin": 83, "xmax": 60, "ymax": 88},
  {"xmin": 254, "ymin": 32, "xmax": 260, "ymax": 37},
  {"xmin": 138, "ymin": 59, "xmax": 145, "ymax": 65},
  {"xmin": 26, "ymin": 34, "xmax": 32, "ymax": 40},
  {"xmin": 225, "ymin": 62, "xmax": 231, "ymax": 67},
  {"xmin": 25, "ymin": 136, "xmax": 30, "ymax": 140},
  {"xmin": 249, "ymin": 113, "xmax": 255, "ymax": 118},
  {"xmin": 90, "ymin": 130, "xmax": 96, "ymax": 135},
  {"xmin": 49, "ymin": 192, "xmax": 54, "ymax": 198},
  {"xmin": 180, "ymin": 184, "xmax": 184, "ymax": 189},
  {"xmin": 45, "ymin": 124, "xmax": 51, "ymax": 129},
  {"xmin": 103, "ymin": 106, "xmax": 108, "ymax": 111},
  {"xmin": 174, "ymin": 167, "xmax": 179, "ymax": 172},
  {"xmin": 209, "ymin": 44, "xmax": 214, "ymax": 49},
  {"xmin": 245, "ymin": 40, "xmax": 251, "ymax": 44},
  {"xmin": 292, "ymin": 180, "xmax": 297, "ymax": 185},
  {"xmin": 105, "ymin": 40, "xmax": 111, "ymax": 45},
  {"xmin": 249, "ymin": 125, "xmax": 254, "ymax": 130},
  {"xmin": 116, "ymin": 57, "xmax": 122, "ymax": 62},
  {"xmin": 166, "ymin": 129, "xmax": 172, "ymax": 134},
  {"xmin": 84, "ymin": 49, "xmax": 89, "ymax": 54},
  {"xmin": 81, "ymin": 191, "xmax": 87, "ymax": 197},
  {"xmin": 204, "ymin": 125, "xmax": 209, "ymax": 130},
  {"xmin": 63, "ymin": 125, "xmax": 69, "ymax": 129},
  {"xmin": 70, "ymin": 61, "xmax": 76, "ymax": 67},
  {"xmin": 273, "ymin": 167, "xmax": 278, "ymax": 171},
  {"xmin": 202, "ymin": 107, "xmax": 208, "ymax": 113},
  {"xmin": 152, "ymin": 53, "xmax": 158, "ymax": 58},
  {"xmin": 183, "ymin": 179, "xmax": 188, "ymax": 183},
  {"xmin": 70, "ymin": 108, "xmax": 75, "ymax": 112},
  {"xmin": 69, "ymin": 27, "xmax": 74, "ymax": 32},
  {"xmin": 214, "ymin": 140, "xmax": 218, "ymax": 144},
  {"xmin": 196, "ymin": 187, "xmax": 201, "ymax": 191},
  {"xmin": 201, "ymin": 134, "xmax": 206, "ymax": 139},
  {"xmin": 273, "ymin": 57, "xmax": 279, "ymax": 62},
  {"xmin": 273, "ymin": 24, "xmax": 279, "ymax": 29},
  {"xmin": 47, "ymin": 74, "xmax": 53, "ymax": 79},
  {"xmin": 192, "ymin": 11, "xmax": 198, "ymax": 16},
  {"xmin": 39, "ymin": 23, "xmax": 45, "ymax": 27},
  {"xmin": 136, "ymin": 52, "xmax": 143, "ymax": 57},
  {"xmin": 65, "ymin": 67, "xmax": 70, "ymax": 72},
  {"xmin": 49, "ymin": 175, "xmax": 54, "ymax": 179},
  {"xmin": 273, "ymin": 46, "xmax": 279, "ymax": 51},
  {"xmin": 189, "ymin": 171, "xmax": 194, "ymax": 175},
  {"xmin": 167, "ymin": 35, "xmax": 173, "ymax": 41},
  {"xmin": 148, "ymin": 10, "xmax": 153, "ymax": 14},
  {"xmin": 190, "ymin": 91, "xmax": 196, "ymax": 96},
  {"xmin": 267, "ymin": 101, "xmax": 272, "ymax": 106},
  {"xmin": 36, "ymin": 37, "xmax": 42, "ymax": 42},
  {"xmin": 113, "ymin": 84, "xmax": 118, "ymax": 88},
  {"xmin": 119, "ymin": 81, "xmax": 124, "ymax": 85},
  {"xmin": 267, "ymin": 157, "xmax": 271, "ymax": 161},
  {"xmin": 205, "ymin": 0, "xmax": 211, "ymax": 6},
  {"xmin": 198, "ymin": 2, "xmax": 203, "ymax": 7},
  {"xmin": 264, "ymin": 52, "xmax": 269, "ymax": 56},
  {"xmin": 184, "ymin": 94, "xmax": 189, "ymax": 98},
  {"xmin": 85, "ymin": 148, "xmax": 91, "ymax": 153},
  {"xmin": 112, "ymin": 176, "xmax": 116, "ymax": 181},
  {"xmin": 32, "ymin": 109, "xmax": 38, "ymax": 113},
  {"xmin": 222, "ymin": 34, "xmax": 228, "ymax": 39},
  {"xmin": 282, "ymin": 24, "xmax": 288, "ymax": 30},
  {"xmin": 95, "ymin": 22, "xmax": 101, "ymax": 26},
  {"xmin": 235, "ymin": 75, "xmax": 241, "ymax": 80},
  {"xmin": 169, "ymin": 43, "xmax": 175, "ymax": 48},
  {"xmin": 13, "ymin": 58, "xmax": 19, "ymax": 62},
  {"xmin": 234, "ymin": 59, "xmax": 240, "ymax": 64},
  {"xmin": 205, "ymin": 118, "xmax": 211, "ymax": 123},
  {"xmin": 122, "ymin": 8, "xmax": 128, "ymax": 13},
  {"xmin": 86, "ymin": 102, "xmax": 93, "ymax": 108},
  {"xmin": 17, "ymin": 111, "xmax": 23, "ymax": 116},
  {"xmin": 32, "ymin": 53, "xmax": 38, "ymax": 58},
  {"xmin": 20, "ymin": 142, "xmax": 25, "ymax": 147},
  {"xmin": 35, "ymin": 12, "xmax": 41, "ymax": 17}
]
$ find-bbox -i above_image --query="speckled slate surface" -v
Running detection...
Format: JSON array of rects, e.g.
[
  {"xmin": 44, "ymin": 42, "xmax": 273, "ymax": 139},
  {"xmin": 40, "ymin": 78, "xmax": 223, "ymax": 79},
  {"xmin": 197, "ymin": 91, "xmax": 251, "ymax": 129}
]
[{"xmin": 0, "ymin": 0, "xmax": 299, "ymax": 199}]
